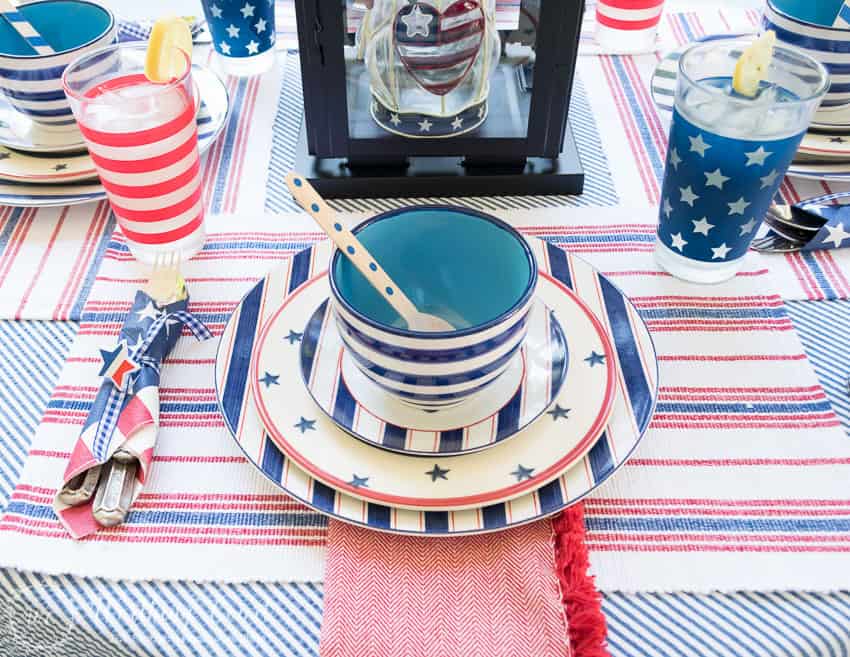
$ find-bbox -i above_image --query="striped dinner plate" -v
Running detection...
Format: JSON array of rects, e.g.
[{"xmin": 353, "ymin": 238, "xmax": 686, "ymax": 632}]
[
  {"xmin": 297, "ymin": 296, "xmax": 568, "ymax": 456},
  {"xmin": 215, "ymin": 239, "xmax": 659, "ymax": 535},
  {"xmin": 0, "ymin": 64, "xmax": 228, "ymax": 205}
]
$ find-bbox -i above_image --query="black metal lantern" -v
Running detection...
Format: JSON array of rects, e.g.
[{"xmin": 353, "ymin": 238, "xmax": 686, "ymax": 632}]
[{"xmin": 292, "ymin": 0, "xmax": 586, "ymax": 198}]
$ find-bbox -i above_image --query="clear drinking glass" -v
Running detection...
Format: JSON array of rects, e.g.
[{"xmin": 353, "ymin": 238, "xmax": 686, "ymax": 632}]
[
  {"xmin": 654, "ymin": 38, "xmax": 828, "ymax": 283},
  {"xmin": 63, "ymin": 43, "xmax": 205, "ymax": 264}
]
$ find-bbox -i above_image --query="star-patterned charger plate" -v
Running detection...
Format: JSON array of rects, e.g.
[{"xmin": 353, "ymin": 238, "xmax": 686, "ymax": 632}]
[
  {"xmin": 0, "ymin": 65, "xmax": 228, "ymax": 200},
  {"xmin": 250, "ymin": 245, "xmax": 615, "ymax": 511},
  {"xmin": 215, "ymin": 238, "xmax": 658, "ymax": 535},
  {"xmin": 296, "ymin": 297, "xmax": 568, "ymax": 456}
]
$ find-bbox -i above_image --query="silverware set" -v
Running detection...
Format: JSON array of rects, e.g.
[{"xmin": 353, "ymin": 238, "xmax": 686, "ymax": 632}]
[{"xmin": 749, "ymin": 192, "xmax": 850, "ymax": 253}]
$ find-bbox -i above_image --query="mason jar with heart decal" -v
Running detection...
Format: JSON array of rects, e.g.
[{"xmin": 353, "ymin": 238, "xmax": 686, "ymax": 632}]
[{"xmin": 359, "ymin": 0, "xmax": 501, "ymax": 138}]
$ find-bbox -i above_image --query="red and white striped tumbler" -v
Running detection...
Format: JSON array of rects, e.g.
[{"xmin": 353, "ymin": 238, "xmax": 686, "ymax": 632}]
[
  {"xmin": 63, "ymin": 43, "xmax": 205, "ymax": 264},
  {"xmin": 596, "ymin": 0, "xmax": 665, "ymax": 54}
]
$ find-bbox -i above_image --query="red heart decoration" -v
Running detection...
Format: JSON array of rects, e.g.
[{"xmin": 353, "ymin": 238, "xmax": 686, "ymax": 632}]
[{"xmin": 393, "ymin": 0, "xmax": 485, "ymax": 97}]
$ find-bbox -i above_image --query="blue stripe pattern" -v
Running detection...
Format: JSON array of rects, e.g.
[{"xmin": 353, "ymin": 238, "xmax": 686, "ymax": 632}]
[{"xmin": 785, "ymin": 300, "xmax": 850, "ymax": 435}]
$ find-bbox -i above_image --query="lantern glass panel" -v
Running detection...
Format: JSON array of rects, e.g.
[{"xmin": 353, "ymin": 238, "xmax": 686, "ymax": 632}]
[{"xmin": 344, "ymin": 0, "xmax": 540, "ymax": 141}]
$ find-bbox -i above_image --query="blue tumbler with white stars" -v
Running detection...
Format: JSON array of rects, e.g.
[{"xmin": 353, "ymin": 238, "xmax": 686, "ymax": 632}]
[
  {"xmin": 200, "ymin": 0, "xmax": 276, "ymax": 77},
  {"xmin": 655, "ymin": 38, "xmax": 828, "ymax": 283}
]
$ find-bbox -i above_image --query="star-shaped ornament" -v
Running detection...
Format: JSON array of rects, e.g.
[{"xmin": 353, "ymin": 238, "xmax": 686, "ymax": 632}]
[
  {"xmin": 680, "ymin": 186, "xmax": 699, "ymax": 207},
  {"xmin": 739, "ymin": 218, "xmax": 757, "ymax": 236},
  {"xmin": 451, "ymin": 116, "xmax": 463, "ymax": 130},
  {"xmin": 822, "ymin": 222, "xmax": 850, "ymax": 248},
  {"xmin": 246, "ymin": 40, "xmax": 260, "ymax": 55},
  {"xmin": 670, "ymin": 232, "xmax": 688, "ymax": 251},
  {"xmin": 510, "ymin": 464, "xmax": 535, "ymax": 481},
  {"xmin": 727, "ymin": 197, "xmax": 750, "ymax": 215},
  {"xmin": 98, "ymin": 341, "xmax": 141, "ymax": 390},
  {"xmin": 259, "ymin": 372, "xmax": 280, "ymax": 388},
  {"xmin": 547, "ymin": 403, "xmax": 570, "ymax": 420},
  {"xmin": 255, "ymin": 17, "xmax": 267, "ymax": 33},
  {"xmin": 711, "ymin": 243, "xmax": 732, "ymax": 260},
  {"xmin": 688, "ymin": 134, "xmax": 711, "ymax": 157},
  {"xmin": 830, "ymin": 137, "xmax": 846, "ymax": 143},
  {"xmin": 209, "ymin": 4, "xmax": 222, "ymax": 17},
  {"xmin": 53, "ymin": 163, "xmax": 68, "ymax": 171},
  {"xmin": 418, "ymin": 118, "xmax": 432, "ymax": 132},
  {"xmin": 760, "ymin": 169, "xmax": 779, "ymax": 189},
  {"xmin": 478, "ymin": 105, "xmax": 486, "ymax": 118},
  {"xmin": 348, "ymin": 474, "xmax": 369, "ymax": 488},
  {"xmin": 285, "ymin": 330, "xmax": 303, "ymax": 344},
  {"xmin": 294, "ymin": 416, "xmax": 316, "ymax": 433},
  {"xmin": 135, "ymin": 300, "xmax": 161, "ymax": 322},
  {"xmin": 219, "ymin": 41, "xmax": 231, "ymax": 55},
  {"xmin": 226, "ymin": 24, "xmax": 240, "ymax": 38},
  {"xmin": 744, "ymin": 146, "xmax": 772, "ymax": 166},
  {"xmin": 669, "ymin": 147, "xmax": 681, "ymax": 170},
  {"xmin": 584, "ymin": 351, "xmax": 606, "ymax": 366},
  {"xmin": 662, "ymin": 198, "xmax": 673, "ymax": 219},
  {"xmin": 692, "ymin": 217, "xmax": 714, "ymax": 236},
  {"xmin": 240, "ymin": 2, "xmax": 255, "ymax": 18},
  {"xmin": 425, "ymin": 464, "xmax": 449, "ymax": 481},
  {"xmin": 401, "ymin": 4, "xmax": 433, "ymax": 38},
  {"xmin": 389, "ymin": 113, "xmax": 401, "ymax": 126},
  {"xmin": 704, "ymin": 168, "xmax": 729, "ymax": 190}
]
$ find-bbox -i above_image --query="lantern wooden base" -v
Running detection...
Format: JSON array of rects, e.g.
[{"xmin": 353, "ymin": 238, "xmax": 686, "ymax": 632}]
[{"xmin": 291, "ymin": 119, "xmax": 585, "ymax": 199}]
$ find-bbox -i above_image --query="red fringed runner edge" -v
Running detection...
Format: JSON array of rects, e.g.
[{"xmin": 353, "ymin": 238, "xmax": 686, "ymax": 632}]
[{"xmin": 553, "ymin": 503, "xmax": 611, "ymax": 657}]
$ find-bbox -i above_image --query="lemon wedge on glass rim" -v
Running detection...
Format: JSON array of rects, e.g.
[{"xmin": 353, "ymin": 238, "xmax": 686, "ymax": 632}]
[
  {"xmin": 732, "ymin": 31, "xmax": 776, "ymax": 98},
  {"xmin": 145, "ymin": 15, "xmax": 193, "ymax": 83}
]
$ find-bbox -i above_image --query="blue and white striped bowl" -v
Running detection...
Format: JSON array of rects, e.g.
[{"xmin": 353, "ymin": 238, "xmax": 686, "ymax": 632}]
[
  {"xmin": 764, "ymin": 1, "xmax": 850, "ymax": 113},
  {"xmin": 0, "ymin": 0, "xmax": 116, "ymax": 131},
  {"xmin": 329, "ymin": 206, "xmax": 538, "ymax": 410}
]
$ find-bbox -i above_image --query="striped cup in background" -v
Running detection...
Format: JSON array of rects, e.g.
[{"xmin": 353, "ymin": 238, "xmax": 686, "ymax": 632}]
[
  {"xmin": 63, "ymin": 43, "xmax": 205, "ymax": 264},
  {"xmin": 595, "ymin": 0, "xmax": 665, "ymax": 54}
]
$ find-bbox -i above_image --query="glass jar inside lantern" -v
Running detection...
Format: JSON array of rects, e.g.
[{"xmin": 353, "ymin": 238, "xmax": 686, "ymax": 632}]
[{"xmin": 358, "ymin": 0, "xmax": 501, "ymax": 138}]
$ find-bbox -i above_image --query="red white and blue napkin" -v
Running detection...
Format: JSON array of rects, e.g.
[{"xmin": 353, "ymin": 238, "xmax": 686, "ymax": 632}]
[{"xmin": 53, "ymin": 290, "xmax": 211, "ymax": 539}]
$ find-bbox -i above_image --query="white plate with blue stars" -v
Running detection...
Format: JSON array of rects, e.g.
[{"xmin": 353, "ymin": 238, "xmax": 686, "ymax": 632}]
[
  {"xmin": 251, "ymin": 241, "xmax": 616, "ymax": 511},
  {"xmin": 296, "ymin": 297, "xmax": 568, "ymax": 457},
  {"xmin": 215, "ymin": 238, "xmax": 659, "ymax": 533}
]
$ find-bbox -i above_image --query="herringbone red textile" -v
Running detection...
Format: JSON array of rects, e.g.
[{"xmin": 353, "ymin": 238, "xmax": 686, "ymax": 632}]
[{"xmin": 319, "ymin": 519, "xmax": 571, "ymax": 657}]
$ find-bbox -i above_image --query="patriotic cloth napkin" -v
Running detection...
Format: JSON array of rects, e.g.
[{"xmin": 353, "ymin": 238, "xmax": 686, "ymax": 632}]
[{"xmin": 53, "ymin": 290, "xmax": 212, "ymax": 539}]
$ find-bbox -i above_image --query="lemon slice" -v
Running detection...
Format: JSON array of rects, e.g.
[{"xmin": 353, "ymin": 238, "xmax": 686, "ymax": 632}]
[
  {"xmin": 145, "ymin": 15, "xmax": 193, "ymax": 83},
  {"xmin": 732, "ymin": 31, "xmax": 776, "ymax": 98}
]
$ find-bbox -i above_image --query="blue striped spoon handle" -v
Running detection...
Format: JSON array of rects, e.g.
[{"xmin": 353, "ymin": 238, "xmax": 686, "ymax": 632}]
[
  {"xmin": 284, "ymin": 172, "xmax": 454, "ymax": 332},
  {"xmin": 0, "ymin": 0, "xmax": 54, "ymax": 55}
]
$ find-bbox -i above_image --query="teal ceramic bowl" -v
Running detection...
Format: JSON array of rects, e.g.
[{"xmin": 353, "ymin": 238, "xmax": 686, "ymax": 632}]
[
  {"xmin": 330, "ymin": 206, "xmax": 538, "ymax": 409},
  {"xmin": 0, "ymin": 0, "xmax": 116, "ymax": 129}
]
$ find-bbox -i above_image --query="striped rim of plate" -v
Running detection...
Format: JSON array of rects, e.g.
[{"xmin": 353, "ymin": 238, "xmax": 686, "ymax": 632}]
[
  {"xmin": 0, "ymin": 64, "xmax": 228, "ymax": 204},
  {"xmin": 215, "ymin": 238, "xmax": 659, "ymax": 535},
  {"xmin": 298, "ymin": 297, "xmax": 569, "ymax": 456},
  {"xmin": 250, "ymin": 257, "xmax": 616, "ymax": 511}
]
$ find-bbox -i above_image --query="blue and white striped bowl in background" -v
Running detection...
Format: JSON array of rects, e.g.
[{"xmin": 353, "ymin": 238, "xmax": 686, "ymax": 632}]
[
  {"xmin": 0, "ymin": 0, "xmax": 116, "ymax": 132},
  {"xmin": 329, "ymin": 207, "xmax": 538, "ymax": 410},
  {"xmin": 764, "ymin": 0, "xmax": 850, "ymax": 114}
]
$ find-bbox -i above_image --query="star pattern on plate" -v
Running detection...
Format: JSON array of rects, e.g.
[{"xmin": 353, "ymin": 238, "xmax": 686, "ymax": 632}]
[
  {"xmin": 53, "ymin": 163, "xmax": 68, "ymax": 171},
  {"xmin": 547, "ymin": 403, "xmax": 570, "ymax": 420},
  {"xmin": 207, "ymin": 0, "xmax": 272, "ymax": 59},
  {"xmin": 285, "ymin": 330, "xmax": 303, "ymax": 344},
  {"xmin": 425, "ymin": 464, "xmax": 449, "ymax": 481},
  {"xmin": 584, "ymin": 351, "xmax": 606, "ymax": 367},
  {"xmin": 348, "ymin": 474, "xmax": 369, "ymax": 488},
  {"xmin": 660, "ymin": 109, "xmax": 802, "ymax": 263},
  {"xmin": 294, "ymin": 416, "xmax": 316, "ymax": 433},
  {"xmin": 0, "ymin": 152, "xmax": 10, "ymax": 160},
  {"xmin": 830, "ymin": 137, "xmax": 846, "ymax": 143},
  {"xmin": 259, "ymin": 371, "xmax": 279, "ymax": 387},
  {"xmin": 510, "ymin": 464, "xmax": 535, "ymax": 481}
]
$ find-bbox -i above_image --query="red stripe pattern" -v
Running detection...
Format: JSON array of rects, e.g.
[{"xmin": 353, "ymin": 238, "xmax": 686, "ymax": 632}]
[
  {"xmin": 596, "ymin": 0, "xmax": 664, "ymax": 31},
  {"xmin": 79, "ymin": 74, "xmax": 204, "ymax": 247}
]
